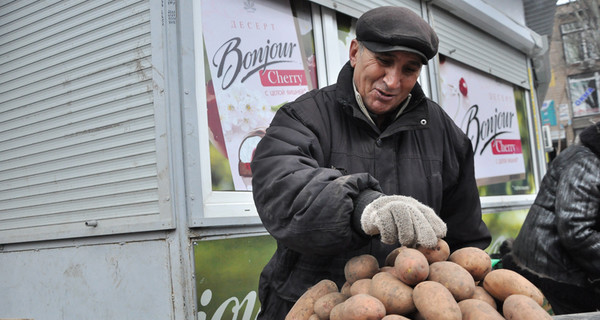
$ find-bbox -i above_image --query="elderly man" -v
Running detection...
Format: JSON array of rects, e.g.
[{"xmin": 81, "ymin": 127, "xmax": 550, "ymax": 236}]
[{"xmin": 251, "ymin": 6, "xmax": 491, "ymax": 319}]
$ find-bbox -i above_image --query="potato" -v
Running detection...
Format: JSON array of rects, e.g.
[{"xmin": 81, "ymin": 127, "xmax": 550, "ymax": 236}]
[
  {"xmin": 458, "ymin": 299, "xmax": 504, "ymax": 320},
  {"xmin": 340, "ymin": 281, "xmax": 352, "ymax": 297},
  {"xmin": 471, "ymin": 286, "xmax": 497, "ymax": 309},
  {"xmin": 308, "ymin": 314, "xmax": 320, "ymax": 320},
  {"xmin": 382, "ymin": 315, "xmax": 411, "ymax": 320},
  {"xmin": 350, "ymin": 278, "xmax": 372, "ymax": 296},
  {"xmin": 344, "ymin": 254, "xmax": 379, "ymax": 284},
  {"xmin": 393, "ymin": 247, "xmax": 430, "ymax": 286},
  {"xmin": 482, "ymin": 269, "xmax": 544, "ymax": 306},
  {"xmin": 286, "ymin": 279, "xmax": 338, "ymax": 320},
  {"xmin": 329, "ymin": 294, "xmax": 386, "ymax": 320},
  {"xmin": 379, "ymin": 265, "xmax": 400, "ymax": 278},
  {"xmin": 314, "ymin": 292, "xmax": 347, "ymax": 320},
  {"xmin": 413, "ymin": 281, "xmax": 461, "ymax": 320},
  {"xmin": 385, "ymin": 246, "xmax": 407, "ymax": 266},
  {"xmin": 428, "ymin": 261, "xmax": 475, "ymax": 301},
  {"xmin": 502, "ymin": 294, "xmax": 552, "ymax": 320},
  {"xmin": 411, "ymin": 311, "xmax": 426, "ymax": 320},
  {"xmin": 448, "ymin": 247, "xmax": 492, "ymax": 281},
  {"xmin": 417, "ymin": 238, "xmax": 450, "ymax": 264},
  {"xmin": 369, "ymin": 271, "xmax": 416, "ymax": 315},
  {"xmin": 329, "ymin": 302, "xmax": 344, "ymax": 320}
]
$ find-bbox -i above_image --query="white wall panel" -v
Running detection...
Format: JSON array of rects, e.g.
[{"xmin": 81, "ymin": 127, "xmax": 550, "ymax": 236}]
[
  {"xmin": 0, "ymin": 0, "xmax": 173, "ymax": 244},
  {"xmin": 0, "ymin": 239, "xmax": 175, "ymax": 319}
]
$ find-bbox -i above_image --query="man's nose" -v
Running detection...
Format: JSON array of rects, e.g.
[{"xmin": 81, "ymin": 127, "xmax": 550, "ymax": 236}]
[{"xmin": 383, "ymin": 67, "xmax": 402, "ymax": 89}]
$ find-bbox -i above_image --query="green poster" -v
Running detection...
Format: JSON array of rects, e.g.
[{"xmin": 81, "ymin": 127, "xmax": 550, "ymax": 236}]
[
  {"xmin": 482, "ymin": 209, "xmax": 528, "ymax": 255},
  {"xmin": 195, "ymin": 235, "xmax": 276, "ymax": 320}
]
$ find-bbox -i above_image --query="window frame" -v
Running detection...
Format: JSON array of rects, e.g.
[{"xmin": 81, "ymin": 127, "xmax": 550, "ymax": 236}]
[
  {"xmin": 189, "ymin": 0, "xmax": 329, "ymax": 227},
  {"xmin": 561, "ymin": 20, "xmax": 600, "ymax": 64},
  {"xmin": 188, "ymin": 0, "xmax": 546, "ymax": 228}
]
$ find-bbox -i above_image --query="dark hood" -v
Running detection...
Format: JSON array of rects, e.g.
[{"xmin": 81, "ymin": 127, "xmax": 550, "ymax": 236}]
[{"xmin": 579, "ymin": 123, "xmax": 600, "ymax": 158}]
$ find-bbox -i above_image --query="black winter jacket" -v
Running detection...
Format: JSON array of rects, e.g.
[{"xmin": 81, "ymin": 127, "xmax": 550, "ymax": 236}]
[
  {"xmin": 510, "ymin": 123, "xmax": 600, "ymax": 288},
  {"xmin": 251, "ymin": 62, "xmax": 491, "ymax": 307}
]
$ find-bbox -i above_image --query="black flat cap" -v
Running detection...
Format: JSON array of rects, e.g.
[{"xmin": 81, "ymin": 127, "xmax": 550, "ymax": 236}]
[{"xmin": 356, "ymin": 6, "xmax": 439, "ymax": 64}]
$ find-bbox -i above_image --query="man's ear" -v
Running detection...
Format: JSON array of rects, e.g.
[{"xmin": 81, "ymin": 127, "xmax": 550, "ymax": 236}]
[{"xmin": 349, "ymin": 39, "xmax": 359, "ymax": 67}]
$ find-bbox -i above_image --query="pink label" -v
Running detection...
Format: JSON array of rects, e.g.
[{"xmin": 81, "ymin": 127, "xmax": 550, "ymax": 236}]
[
  {"xmin": 259, "ymin": 69, "xmax": 306, "ymax": 86},
  {"xmin": 491, "ymin": 139, "xmax": 522, "ymax": 154}
]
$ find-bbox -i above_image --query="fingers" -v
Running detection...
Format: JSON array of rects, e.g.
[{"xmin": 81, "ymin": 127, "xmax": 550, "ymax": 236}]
[
  {"xmin": 404, "ymin": 197, "xmax": 447, "ymax": 240},
  {"xmin": 361, "ymin": 194, "xmax": 447, "ymax": 247},
  {"xmin": 375, "ymin": 212, "xmax": 399, "ymax": 245},
  {"xmin": 361, "ymin": 202, "xmax": 382, "ymax": 235},
  {"xmin": 387, "ymin": 201, "xmax": 441, "ymax": 248},
  {"xmin": 417, "ymin": 205, "xmax": 448, "ymax": 239},
  {"xmin": 409, "ymin": 210, "xmax": 439, "ymax": 248},
  {"xmin": 385, "ymin": 202, "xmax": 416, "ymax": 247}
]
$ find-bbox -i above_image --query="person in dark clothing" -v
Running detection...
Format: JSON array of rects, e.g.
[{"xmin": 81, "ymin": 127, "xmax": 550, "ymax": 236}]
[
  {"xmin": 250, "ymin": 6, "xmax": 491, "ymax": 319},
  {"xmin": 502, "ymin": 122, "xmax": 600, "ymax": 315}
]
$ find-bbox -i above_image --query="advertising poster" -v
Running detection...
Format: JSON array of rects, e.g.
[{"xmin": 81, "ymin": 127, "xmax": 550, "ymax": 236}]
[
  {"xmin": 439, "ymin": 58, "xmax": 526, "ymax": 186},
  {"xmin": 195, "ymin": 235, "xmax": 276, "ymax": 320},
  {"xmin": 568, "ymin": 73, "xmax": 599, "ymax": 117},
  {"xmin": 202, "ymin": 0, "xmax": 313, "ymax": 190}
]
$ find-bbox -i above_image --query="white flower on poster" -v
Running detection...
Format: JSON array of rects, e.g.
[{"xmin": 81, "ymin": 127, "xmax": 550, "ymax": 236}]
[{"xmin": 218, "ymin": 84, "xmax": 271, "ymax": 140}]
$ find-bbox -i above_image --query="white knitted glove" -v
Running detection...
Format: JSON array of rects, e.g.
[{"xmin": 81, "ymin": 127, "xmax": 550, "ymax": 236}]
[{"xmin": 361, "ymin": 195, "xmax": 447, "ymax": 248}]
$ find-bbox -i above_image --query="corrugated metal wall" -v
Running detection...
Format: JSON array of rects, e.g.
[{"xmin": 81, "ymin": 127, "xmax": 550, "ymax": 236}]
[
  {"xmin": 309, "ymin": 0, "xmax": 421, "ymax": 18},
  {"xmin": 431, "ymin": 6, "xmax": 530, "ymax": 89},
  {"xmin": 309, "ymin": 0, "xmax": 530, "ymax": 89},
  {"xmin": 0, "ymin": 0, "xmax": 172, "ymax": 244}
]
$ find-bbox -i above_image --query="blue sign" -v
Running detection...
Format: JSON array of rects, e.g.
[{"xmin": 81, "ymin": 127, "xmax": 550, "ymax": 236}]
[
  {"xmin": 574, "ymin": 87, "xmax": 595, "ymax": 106},
  {"xmin": 541, "ymin": 100, "xmax": 557, "ymax": 126}
]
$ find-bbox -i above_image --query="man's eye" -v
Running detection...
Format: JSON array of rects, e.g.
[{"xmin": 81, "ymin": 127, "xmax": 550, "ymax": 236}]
[
  {"xmin": 404, "ymin": 67, "xmax": 419, "ymax": 74},
  {"xmin": 377, "ymin": 57, "xmax": 392, "ymax": 65}
]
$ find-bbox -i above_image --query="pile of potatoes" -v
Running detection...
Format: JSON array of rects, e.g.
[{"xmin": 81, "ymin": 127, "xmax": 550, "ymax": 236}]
[{"xmin": 285, "ymin": 239, "xmax": 552, "ymax": 320}]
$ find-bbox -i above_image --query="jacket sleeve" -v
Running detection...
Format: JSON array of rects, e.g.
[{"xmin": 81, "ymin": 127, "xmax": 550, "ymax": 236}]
[
  {"xmin": 439, "ymin": 125, "xmax": 491, "ymax": 251},
  {"xmin": 251, "ymin": 101, "xmax": 382, "ymax": 256},
  {"xmin": 555, "ymin": 159, "xmax": 600, "ymax": 284}
]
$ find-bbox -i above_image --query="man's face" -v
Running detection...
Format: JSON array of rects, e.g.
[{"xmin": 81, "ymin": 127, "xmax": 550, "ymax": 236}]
[{"xmin": 349, "ymin": 39, "xmax": 422, "ymax": 115}]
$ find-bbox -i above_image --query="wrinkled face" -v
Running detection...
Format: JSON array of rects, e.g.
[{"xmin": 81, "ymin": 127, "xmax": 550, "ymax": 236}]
[{"xmin": 349, "ymin": 39, "xmax": 422, "ymax": 115}]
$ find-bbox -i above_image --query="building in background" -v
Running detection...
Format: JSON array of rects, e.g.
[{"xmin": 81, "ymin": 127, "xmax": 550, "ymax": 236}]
[{"xmin": 545, "ymin": 0, "xmax": 600, "ymax": 157}]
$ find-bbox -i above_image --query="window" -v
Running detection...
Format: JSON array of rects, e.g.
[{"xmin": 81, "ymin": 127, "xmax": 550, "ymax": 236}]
[
  {"xmin": 191, "ymin": 1, "xmax": 541, "ymax": 226},
  {"xmin": 568, "ymin": 72, "xmax": 600, "ymax": 117},
  {"xmin": 203, "ymin": 0, "xmax": 317, "ymax": 192},
  {"xmin": 438, "ymin": 57, "xmax": 537, "ymax": 200},
  {"xmin": 192, "ymin": 0, "xmax": 319, "ymax": 226},
  {"xmin": 561, "ymin": 20, "xmax": 599, "ymax": 64}
]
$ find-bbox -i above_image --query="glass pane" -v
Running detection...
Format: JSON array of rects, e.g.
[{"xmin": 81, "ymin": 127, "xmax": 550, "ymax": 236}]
[
  {"xmin": 194, "ymin": 235, "xmax": 276, "ymax": 319},
  {"xmin": 482, "ymin": 209, "xmax": 528, "ymax": 254},
  {"xmin": 584, "ymin": 34, "xmax": 599, "ymax": 60},
  {"xmin": 562, "ymin": 33, "xmax": 583, "ymax": 64},
  {"xmin": 438, "ymin": 56, "xmax": 536, "ymax": 196},
  {"xmin": 560, "ymin": 21, "xmax": 582, "ymax": 34},
  {"xmin": 568, "ymin": 72, "xmax": 600, "ymax": 117},
  {"xmin": 336, "ymin": 11, "xmax": 356, "ymax": 66},
  {"xmin": 202, "ymin": 0, "xmax": 317, "ymax": 191}
]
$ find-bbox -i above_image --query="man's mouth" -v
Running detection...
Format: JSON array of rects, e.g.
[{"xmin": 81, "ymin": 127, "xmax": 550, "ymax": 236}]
[{"xmin": 376, "ymin": 88, "xmax": 394, "ymax": 99}]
